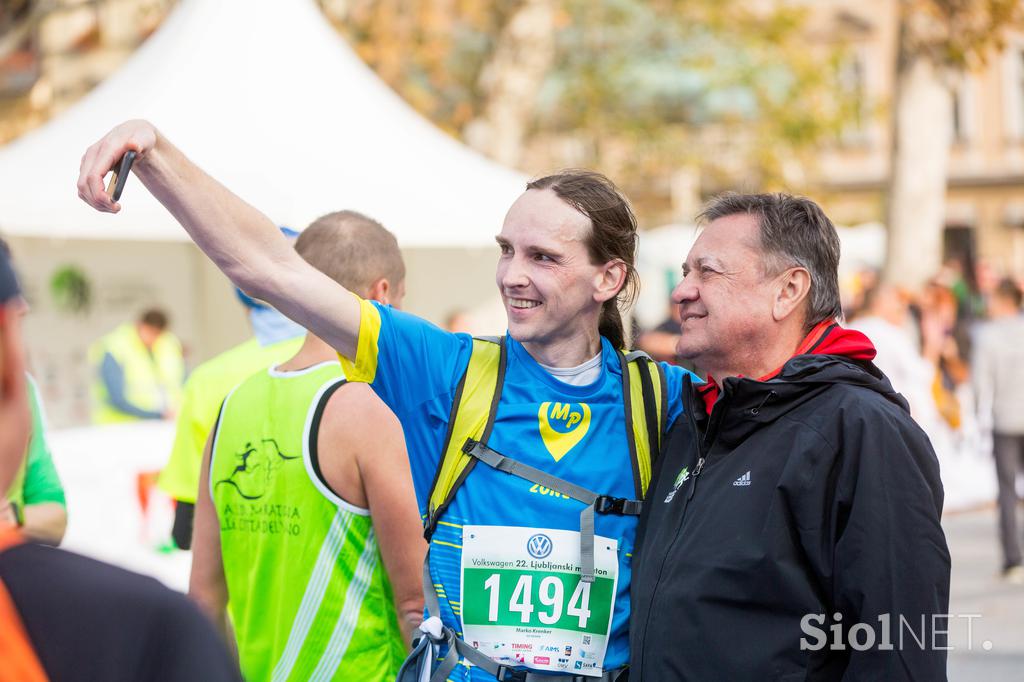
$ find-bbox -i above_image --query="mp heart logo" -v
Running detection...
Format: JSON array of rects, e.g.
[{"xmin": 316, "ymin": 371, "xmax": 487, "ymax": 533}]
[{"xmin": 537, "ymin": 402, "xmax": 591, "ymax": 462}]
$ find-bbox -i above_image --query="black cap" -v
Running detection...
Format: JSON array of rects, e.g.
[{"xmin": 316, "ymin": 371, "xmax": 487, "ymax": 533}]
[{"xmin": 0, "ymin": 248, "xmax": 20, "ymax": 304}]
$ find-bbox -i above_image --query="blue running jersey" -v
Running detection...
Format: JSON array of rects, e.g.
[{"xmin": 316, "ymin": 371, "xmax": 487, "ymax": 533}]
[{"xmin": 341, "ymin": 298, "xmax": 693, "ymax": 680}]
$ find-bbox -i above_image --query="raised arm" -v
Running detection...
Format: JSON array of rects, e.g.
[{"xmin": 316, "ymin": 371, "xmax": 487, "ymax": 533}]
[
  {"xmin": 77, "ymin": 120, "xmax": 360, "ymax": 358},
  {"xmin": 318, "ymin": 383, "xmax": 426, "ymax": 644}
]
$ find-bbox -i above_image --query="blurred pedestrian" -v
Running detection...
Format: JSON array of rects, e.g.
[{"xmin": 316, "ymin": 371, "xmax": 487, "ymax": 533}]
[
  {"xmin": 848, "ymin": 284, "xmax": 931, "ymax": 415},
  {"xmin": 635, "ymin": 299, "xmax": 684, "ymax": 364},
  {"xmin": 88, "ymin": 308, "xmax": 184, "ymax": 424},
  {"xmin": 0, "ymin": 246, "xmax": 240, "ymax": 682},
  {"xmin": 2, "ymin": 371, "xmax": 67, "ymax": 547},
  {"xmin": 850, "ymin": 282, "xmax": 960, "ymax": 469},
  {"xmin": 443, "ymin": 308, "xmax": 474, "ymax": 333},
  {"xmin": 918, "ymin": 281, "xmax": 969, "ymax": 431},
  {"xmin": 0, "ymin": 240, "xmax": 66, "ymax": 546},
  {"xmin": 973, "ymin": 278, "xmax": 1024, "ymax": 584}
]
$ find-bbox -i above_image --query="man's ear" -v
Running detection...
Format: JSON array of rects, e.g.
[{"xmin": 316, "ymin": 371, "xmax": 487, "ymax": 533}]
[
  {"xmin": 594, "ymin": 260, "xmax": 627, "ymax": 304},
  {"xmin": 773, "ymin": 267, "xmax": 811, "ymax": 323},
  {"xmin": 365, "ymin": 278, "xmax": 391, "ymax": 305}
]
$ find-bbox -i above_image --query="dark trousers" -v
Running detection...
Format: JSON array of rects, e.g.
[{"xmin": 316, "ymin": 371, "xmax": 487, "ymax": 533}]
[
  {"xmin": 994, "ymin": 433, "xmax": 1024, "ymax": 569},
  {"xmin": 171, "ymin": 501, "xmax": 195, "ymax": 550}
]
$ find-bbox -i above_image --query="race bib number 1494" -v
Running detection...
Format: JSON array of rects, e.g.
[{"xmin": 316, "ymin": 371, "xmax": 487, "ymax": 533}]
[{"xmin": 459, "ymin": 526, "xmax": 619, "ymax": 677}]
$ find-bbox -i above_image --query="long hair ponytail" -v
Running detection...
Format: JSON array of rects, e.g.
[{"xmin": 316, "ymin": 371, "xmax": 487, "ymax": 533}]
[{"xmin": 526, "ymin": 170, "xmax": 639, "ymax": 349}]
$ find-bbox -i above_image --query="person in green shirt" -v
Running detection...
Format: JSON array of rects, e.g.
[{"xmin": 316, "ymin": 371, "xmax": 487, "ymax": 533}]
[
  {"xmin": 1, "ymin": 374, "xmax": 67, "ymax": 546},
  {"xmin": 0, "ymin": 240, "xmax": 66, "ymax": 546},
  {"xmin": 189, "ymin": 211, "xmax": 425, "ymax": 681}
]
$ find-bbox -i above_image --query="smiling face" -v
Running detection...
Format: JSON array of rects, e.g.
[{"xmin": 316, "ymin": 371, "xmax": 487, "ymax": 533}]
[
  {"xmin": 672, "ymin": 213, "xmax": 784, "ymax": 375},
  {"xmin": 495, "ymin": 188, "xmax": 616, "ymax": 364}
]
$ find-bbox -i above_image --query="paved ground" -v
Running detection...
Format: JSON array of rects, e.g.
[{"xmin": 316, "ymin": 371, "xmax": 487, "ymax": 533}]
[{"xmin": 945, "ymin": 508, "xmax": 1024, "ymax": 680}]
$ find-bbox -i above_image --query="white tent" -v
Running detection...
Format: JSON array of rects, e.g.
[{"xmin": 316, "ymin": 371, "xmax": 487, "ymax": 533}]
[
  {"xmin": 0, "ymin": 0, "xmax": 526, "ymax": 247},
  {"xmin": 0, "ymin": 0, "xmax": 523, "ymax": 426}
]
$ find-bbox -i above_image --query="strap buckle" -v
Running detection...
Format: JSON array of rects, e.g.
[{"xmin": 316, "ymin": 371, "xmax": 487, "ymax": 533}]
[
  {"xmin": 495, "ymin": 666, "xmax": 528, "ymax": 682},
  {"xmin": 594, "ymin": 495, "xmax": 629, "ymax": 514}
]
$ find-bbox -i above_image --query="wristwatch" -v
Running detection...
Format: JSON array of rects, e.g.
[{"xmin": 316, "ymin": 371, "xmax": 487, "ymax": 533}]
[{"xmin": 9, "ymin": 500, "xmax": 24, "ymax": 527}]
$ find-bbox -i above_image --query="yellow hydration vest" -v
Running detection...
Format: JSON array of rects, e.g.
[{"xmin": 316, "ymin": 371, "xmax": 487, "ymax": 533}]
[
  {"xmin": 424, "ymin": 336, "xmax": 667, "ymax": 537},
  {"xmin": 403, "ymin": 337, "xmax": 668, "ymax": 682}
]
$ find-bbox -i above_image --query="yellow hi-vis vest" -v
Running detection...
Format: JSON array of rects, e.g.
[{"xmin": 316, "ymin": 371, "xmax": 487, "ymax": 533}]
[{"xmin": 89, "ymin": 323, "xmax": 184, "ymax": 424}]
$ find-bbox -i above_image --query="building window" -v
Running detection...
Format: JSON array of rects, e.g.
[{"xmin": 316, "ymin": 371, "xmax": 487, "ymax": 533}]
[
  {"xmin": 1018, "ymin": 50, "xmax": 1024, "ymax": 137},
  {"xmin": 952, "ymin": 88, "xmax": 963, "ymax": 141},
  {"xmin": 1007, "ymin": 48, "xmax": 1024, "ymax": 140},
  {"xmin": 838, "ymin": 51, "xmax": 868, "ymax": 144},
  {"xmin": 951, "ymin": 78, "xmax": 974, "ymax": 144}
]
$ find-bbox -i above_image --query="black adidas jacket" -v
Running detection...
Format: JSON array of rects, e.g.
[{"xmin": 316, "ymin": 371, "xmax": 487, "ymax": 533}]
[{"xmin": 630, "ymin": 354, "xmax": 950, "ymax": 681}]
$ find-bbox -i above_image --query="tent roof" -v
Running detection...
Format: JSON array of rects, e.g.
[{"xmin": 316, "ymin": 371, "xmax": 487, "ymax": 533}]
[{"xmin": 0, "ymin": 0, "xmax": 525, "ymax": 247}]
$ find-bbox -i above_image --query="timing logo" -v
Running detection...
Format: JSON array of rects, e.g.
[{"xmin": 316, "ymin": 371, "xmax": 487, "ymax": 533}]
[
  {"xmin": 527, "ymin": 533, "xmax": 553, "ymax": 559},
  {"xmin": 538, "ymin": 402, "xmax": 591, "ymax": 461}
]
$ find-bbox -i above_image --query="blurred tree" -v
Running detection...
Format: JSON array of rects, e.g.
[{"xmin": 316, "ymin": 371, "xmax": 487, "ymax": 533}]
[
  {"xmin": 0, "ymin": 1, "xmax": 36, "ymax": 62},
  {"xmin": 537, "ymin": 0, "xmax": 858, "ymax": 217},
  {"xmin": 330, "ymin": 0, "xmax": 859, "ymax": 223},
  {"xmin": 884, "ymin": 0, "xmax": 1024, "ymax": 288},
  {"xmin": 333, "ymin": 0, "xmax": 521, "ymax": 133},
  {"xmin": 463, "ymin": 0, "xmax": 557, "ymax": 167}
]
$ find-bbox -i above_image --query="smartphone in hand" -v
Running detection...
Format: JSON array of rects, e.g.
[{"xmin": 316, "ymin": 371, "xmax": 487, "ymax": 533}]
[{"xmin": 106, "ymin": 150, "xmax": 137, "ymax": 202}]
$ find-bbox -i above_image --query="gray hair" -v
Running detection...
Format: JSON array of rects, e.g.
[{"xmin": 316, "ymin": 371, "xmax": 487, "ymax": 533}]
[{"xmin": 698, "ymin": 192, "xmax": 842, "ymax": 328}]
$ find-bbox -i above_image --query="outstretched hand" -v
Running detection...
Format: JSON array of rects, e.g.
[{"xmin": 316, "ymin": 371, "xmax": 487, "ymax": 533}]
[
  {"xmin": 73, "ymin": 118, "xmax": 362, "ymax": 361},
  {"xmin": 77, "ymin": 120, "xmax": 157, "ymax": 213}
]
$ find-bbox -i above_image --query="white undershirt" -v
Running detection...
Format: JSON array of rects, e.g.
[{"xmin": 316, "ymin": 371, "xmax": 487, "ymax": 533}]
[{"xmin": 539, "ymin": 352, "xmax": 603, "ymax": 386}]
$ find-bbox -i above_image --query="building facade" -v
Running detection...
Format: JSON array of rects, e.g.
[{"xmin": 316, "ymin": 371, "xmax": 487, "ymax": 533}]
[{"xmin": 810, "ymin": 0, "xmax": 1024, "ymax": 278}]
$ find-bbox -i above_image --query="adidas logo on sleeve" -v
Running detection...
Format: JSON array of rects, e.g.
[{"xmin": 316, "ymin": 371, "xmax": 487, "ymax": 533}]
[{"xmin": 732, "ymin": 471, "xmax": 751, "ymax": 487}]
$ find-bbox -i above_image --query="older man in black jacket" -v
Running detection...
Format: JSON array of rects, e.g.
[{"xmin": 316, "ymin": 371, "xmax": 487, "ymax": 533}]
[{"xmin": 630, "ymin": 194, "xmax": 950, "ymax": 681}]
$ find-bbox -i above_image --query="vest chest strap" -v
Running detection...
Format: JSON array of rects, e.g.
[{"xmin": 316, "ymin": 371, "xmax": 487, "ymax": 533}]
[{"xmin": 461, "ymin": 438, "xmax": 641, "ymax": 584}]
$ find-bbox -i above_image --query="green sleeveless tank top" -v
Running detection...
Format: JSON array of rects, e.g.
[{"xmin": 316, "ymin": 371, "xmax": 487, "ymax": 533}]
[{"xmin": 210, "ymin": 361, "xmax": 405, "ymax": 681}]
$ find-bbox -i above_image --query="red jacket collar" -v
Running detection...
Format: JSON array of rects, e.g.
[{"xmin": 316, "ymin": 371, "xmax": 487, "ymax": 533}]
[{"xmin": 697, "ymin": 320, "xmax": 877, "ymax": 414}]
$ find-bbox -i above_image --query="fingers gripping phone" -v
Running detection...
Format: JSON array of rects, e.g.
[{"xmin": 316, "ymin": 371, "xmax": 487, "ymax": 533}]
[{"xmin": 106, "ymin": 151, "xmax": 136, "ymax": 202}]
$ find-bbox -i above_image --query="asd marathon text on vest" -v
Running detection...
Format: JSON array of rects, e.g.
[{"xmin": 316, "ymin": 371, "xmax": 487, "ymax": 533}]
[
  {"xmin": 221, "ymin": 503, "xmax": 302, "ymax": 536},
  {"xmin": 801, "ymin": 613, "xmax": 992, "ymax": 652}
]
